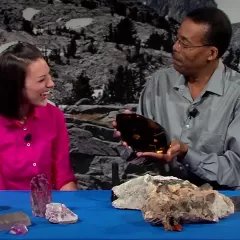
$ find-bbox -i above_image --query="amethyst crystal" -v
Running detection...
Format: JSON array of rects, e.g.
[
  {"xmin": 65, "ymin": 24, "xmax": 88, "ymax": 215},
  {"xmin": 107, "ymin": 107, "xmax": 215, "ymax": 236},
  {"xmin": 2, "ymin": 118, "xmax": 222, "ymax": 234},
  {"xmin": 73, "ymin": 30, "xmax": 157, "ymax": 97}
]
[
  {"xmin": 30, "ymin": 174, "xmax": 52, "ymax": 217},
  {"xmin": 45, "ymin": 203, "xmax": 78, "ymax": 224},
  {"xmin": 9, "ymin": 223, "xmax": 28, "ymax": 235}
]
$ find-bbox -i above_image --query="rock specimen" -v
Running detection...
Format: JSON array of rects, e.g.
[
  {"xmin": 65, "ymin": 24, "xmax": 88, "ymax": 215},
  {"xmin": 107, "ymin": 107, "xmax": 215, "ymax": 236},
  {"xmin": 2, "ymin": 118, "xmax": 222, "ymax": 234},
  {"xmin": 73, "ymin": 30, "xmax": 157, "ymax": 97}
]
[
  {"xmin": 111, "ymin": 174, "xmax": 182, "ymax": 210},
  {"xmin": 0, "ymin": 212, "xmax": 31, "ymax": 231},
  {"xmin": 141, "ymin": 181, "xmax": 234, "ymax": 231},
  {"xmin": 9, "ymin": 223, "xmax": 28, "ymax": 235},
  {"xmin": 30, "ymin": 174, "xmax": 52, "ymax": 217},
  {"xmin": 45, "ymin": 203, "xmax": 78, "ymax": 224}
]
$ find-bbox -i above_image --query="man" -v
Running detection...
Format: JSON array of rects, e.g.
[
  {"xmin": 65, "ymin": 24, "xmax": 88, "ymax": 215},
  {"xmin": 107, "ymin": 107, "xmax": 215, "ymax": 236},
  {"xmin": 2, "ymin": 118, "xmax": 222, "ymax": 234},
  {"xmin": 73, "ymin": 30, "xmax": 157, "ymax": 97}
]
[{"xmin": 114, "ymin": 7, "xmax": 240, "ymax": 189}]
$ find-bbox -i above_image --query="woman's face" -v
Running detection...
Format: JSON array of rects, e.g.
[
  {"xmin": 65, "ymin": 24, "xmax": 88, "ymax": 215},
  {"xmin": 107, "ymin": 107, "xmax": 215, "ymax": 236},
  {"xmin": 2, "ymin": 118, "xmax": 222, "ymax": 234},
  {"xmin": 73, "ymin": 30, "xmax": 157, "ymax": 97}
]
[{"xmin": 23, "ymin": 58, "xmax": 54, "ymax": 106}]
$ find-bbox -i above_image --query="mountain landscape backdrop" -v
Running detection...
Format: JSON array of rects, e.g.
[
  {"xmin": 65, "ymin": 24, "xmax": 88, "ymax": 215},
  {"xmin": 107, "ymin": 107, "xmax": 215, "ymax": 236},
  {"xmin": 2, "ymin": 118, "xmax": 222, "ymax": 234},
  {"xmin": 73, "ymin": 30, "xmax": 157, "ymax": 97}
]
[{"xmin": 1, "ymin": 0, "xmax": 239, "ymax": 189}]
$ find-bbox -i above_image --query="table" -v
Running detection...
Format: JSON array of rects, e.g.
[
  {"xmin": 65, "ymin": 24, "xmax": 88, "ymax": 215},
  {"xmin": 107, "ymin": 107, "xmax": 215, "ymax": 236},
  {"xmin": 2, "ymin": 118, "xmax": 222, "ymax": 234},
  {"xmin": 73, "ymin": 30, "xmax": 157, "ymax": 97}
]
[{"xmin": 0, "ymin": 190, "xmax": 239, "ymax": 240}]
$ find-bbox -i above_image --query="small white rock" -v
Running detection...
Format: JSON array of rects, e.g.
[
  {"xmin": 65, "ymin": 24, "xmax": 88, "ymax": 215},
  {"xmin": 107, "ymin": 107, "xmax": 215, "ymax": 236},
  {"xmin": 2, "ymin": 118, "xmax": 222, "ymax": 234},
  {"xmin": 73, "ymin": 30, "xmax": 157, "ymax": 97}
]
[{"xmin": 45, "ymin": 203, "xmax": 78, "ymax": 224}]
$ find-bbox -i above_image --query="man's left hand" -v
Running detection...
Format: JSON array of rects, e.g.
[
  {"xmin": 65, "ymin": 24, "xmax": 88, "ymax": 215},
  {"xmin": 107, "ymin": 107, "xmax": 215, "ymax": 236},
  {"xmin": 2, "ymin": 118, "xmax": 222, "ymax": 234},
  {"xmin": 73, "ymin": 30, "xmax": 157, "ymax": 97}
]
[{"xmin": 136, "ymin": 140, "xmax": 188, "ymax": 162}]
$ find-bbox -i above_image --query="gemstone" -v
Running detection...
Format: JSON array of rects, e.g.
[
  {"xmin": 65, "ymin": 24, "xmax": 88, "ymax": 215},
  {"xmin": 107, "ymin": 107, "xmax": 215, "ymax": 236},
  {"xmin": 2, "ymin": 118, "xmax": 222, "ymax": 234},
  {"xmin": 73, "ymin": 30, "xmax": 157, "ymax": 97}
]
[
  {"xmin": 9, "ymin": 223, "xmax": 28, "ymax": 235},
  {"xmin": 115, "ymin": 113, "xmax": 169, "ymax": 153},
  {"xmin": 30, "ymin": 174, "xmax": 52, "ymax": 217},
  {"xmin": 0, "ymin": 212, "xmax": 31, "ymax": 231},
  {"xmin": 45, "ymin": 203, "xmax": 78, "ymax": 224}
]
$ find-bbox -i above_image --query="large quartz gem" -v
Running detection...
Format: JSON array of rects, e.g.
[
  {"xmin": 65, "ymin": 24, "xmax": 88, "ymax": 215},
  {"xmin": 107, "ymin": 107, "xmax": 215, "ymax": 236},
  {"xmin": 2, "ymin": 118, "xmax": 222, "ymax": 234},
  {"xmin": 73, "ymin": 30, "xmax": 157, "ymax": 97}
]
[{"xmin": 30, "ymin": 174, "xmax": 52, "ymax": 217}]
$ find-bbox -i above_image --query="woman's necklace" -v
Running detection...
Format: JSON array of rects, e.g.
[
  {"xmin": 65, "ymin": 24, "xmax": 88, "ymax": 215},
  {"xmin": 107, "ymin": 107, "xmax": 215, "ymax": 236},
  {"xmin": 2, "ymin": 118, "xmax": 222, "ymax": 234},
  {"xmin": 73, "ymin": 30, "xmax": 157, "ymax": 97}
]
[{"xmin": 18, "ymin": 117, "xmax": 27, "ymax": 125}]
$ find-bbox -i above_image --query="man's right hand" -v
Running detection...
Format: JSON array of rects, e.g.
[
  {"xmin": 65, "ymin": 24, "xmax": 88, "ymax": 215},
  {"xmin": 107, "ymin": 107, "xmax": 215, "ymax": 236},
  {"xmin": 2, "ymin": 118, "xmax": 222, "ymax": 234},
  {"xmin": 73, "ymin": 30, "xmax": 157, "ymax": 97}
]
[{"xmin": 112, "ymin": 109, "xmax": 132, "ymax": 147}]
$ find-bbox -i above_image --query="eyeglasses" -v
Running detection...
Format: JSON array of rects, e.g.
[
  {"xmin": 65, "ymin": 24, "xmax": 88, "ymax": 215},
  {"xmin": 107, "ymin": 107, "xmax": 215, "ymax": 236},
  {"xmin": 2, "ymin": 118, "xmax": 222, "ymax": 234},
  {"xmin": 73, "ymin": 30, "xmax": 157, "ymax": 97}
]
[{"xmin": 173, "ymin": 36, "xmax": 211, "ymax": 50}]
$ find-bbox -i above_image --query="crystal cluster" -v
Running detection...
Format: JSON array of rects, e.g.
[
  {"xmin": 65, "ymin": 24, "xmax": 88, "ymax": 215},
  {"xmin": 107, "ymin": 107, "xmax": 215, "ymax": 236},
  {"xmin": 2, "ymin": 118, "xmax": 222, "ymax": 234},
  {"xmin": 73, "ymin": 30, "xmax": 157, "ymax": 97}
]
[
  {"xmin": 45, "ymin": 203, "xmax": 78, "ymax": 224},
  {"xmin": 9, "ymin": 223, "xmax": 28, "ymax": 235},
  {"xmin": 141, "ymin": 181, "xmax": 234, "ymax": 231},
  {"xmin": 30, "ymin": 174, "xmax": 52, "ymax": 217}
]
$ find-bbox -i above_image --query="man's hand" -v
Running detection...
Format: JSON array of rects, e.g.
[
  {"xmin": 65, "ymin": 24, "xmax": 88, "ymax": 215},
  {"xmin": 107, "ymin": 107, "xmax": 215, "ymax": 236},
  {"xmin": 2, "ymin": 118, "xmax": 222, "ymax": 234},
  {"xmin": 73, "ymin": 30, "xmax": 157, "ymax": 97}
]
[
  {"xmin": 136, "ymin": 140, "xmax": 188, "ymax": 162},
  {"xmin": 112, "ymin": 112, "xmax": 188, "ymax": 163}
]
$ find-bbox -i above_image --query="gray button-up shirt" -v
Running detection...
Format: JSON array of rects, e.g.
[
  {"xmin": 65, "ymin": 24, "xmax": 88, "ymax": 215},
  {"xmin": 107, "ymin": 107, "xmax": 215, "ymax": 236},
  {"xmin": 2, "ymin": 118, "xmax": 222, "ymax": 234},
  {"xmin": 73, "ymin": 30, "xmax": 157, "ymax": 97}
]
[{"xmin": 137, "ymin": 60, "xmax": 240, "ymax": 189}]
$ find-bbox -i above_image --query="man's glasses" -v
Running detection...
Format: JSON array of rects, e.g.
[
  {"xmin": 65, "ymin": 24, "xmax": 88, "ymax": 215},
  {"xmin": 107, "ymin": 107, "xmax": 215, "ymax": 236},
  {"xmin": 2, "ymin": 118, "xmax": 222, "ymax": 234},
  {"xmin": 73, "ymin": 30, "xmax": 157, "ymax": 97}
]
[{"xmin": 173, "ymin": 36, "xmax": 211, "ymax": 50}]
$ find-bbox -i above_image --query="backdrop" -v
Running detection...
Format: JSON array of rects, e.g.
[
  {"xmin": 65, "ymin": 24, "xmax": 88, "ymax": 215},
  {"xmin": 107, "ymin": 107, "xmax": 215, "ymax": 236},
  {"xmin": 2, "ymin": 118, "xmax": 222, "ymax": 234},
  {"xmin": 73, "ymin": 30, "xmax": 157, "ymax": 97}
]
[{"xmin": 1, "ymin": 0, "xmax": 239, "ymax": 189}]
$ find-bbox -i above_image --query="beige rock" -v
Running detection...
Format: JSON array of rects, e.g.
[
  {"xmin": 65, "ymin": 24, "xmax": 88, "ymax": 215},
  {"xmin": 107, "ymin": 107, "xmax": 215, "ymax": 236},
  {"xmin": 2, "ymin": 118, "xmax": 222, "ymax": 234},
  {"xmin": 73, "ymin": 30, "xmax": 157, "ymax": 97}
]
[
  {"xmin": 142, "ymin": 181, "xmax": 234, "ymax": 231},
  {"xmin": 111, "ymin": 174, "xmax": 183, "ymax": 210},
  {"xmin": 0, "ymin": 212, "xmax": 31, "ymax": 231}
]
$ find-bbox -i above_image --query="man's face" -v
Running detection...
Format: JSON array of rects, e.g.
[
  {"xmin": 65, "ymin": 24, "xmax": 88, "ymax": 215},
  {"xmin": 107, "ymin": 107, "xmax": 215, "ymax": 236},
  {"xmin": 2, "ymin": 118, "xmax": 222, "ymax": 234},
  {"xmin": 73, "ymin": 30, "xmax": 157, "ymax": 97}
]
[{"xmin": 172, "ymin": 18, "xmax": 215, "ymax": 76}]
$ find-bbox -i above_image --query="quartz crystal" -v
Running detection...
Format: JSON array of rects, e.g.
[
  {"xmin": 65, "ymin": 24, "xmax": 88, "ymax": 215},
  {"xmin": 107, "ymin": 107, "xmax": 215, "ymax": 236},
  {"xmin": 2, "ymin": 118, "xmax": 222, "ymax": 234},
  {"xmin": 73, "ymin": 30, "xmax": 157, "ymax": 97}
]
[
  {"xmin": 9, "ymin": 223, "xmax": 28, "ymax": 235},
  {"xmin": 45, "ymin": 203, "xmax": 78, "ymax": 224},
  {"xmin": 30, "ymin": 174, "xmax": 52, "ymax": 217}
]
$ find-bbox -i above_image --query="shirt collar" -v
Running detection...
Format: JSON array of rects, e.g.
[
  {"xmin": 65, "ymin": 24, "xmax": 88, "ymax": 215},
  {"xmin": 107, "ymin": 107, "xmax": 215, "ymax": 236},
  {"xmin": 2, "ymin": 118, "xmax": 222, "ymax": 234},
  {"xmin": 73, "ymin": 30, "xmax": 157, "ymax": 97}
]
[
  {"xmin": 0, "ymin": 106, "xmax": 41, "ymax": 128},
  {"xmin": 204, "ymin": 60, "xmax": 225, "ymax": 96},
  {"xmin": 173, "ymin": 59, "xmax": 226, "ymax": 96},
  {"xmin": 173, "ymin": 73, "xmax": 185, "ymax": 91}
]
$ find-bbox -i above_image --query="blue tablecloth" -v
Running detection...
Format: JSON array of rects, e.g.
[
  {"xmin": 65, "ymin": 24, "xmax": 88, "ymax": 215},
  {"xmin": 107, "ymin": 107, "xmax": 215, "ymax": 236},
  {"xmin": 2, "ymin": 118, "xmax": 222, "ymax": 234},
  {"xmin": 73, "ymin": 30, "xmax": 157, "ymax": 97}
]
[{"xmin": 0, "ymin": 190, "xmax": 239, "ymax": 240}]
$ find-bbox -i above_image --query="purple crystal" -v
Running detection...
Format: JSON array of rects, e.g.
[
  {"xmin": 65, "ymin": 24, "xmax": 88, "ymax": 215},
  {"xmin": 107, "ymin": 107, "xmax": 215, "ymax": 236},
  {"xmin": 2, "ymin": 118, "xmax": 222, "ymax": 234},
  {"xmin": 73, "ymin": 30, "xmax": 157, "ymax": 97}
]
[
  {"xmin": 30, "ymin": 174, "xmax": 52, "ymax": 217},
  {"xmin": 9, "ymin": 223, "xmax": 28, "ymax": 235}
]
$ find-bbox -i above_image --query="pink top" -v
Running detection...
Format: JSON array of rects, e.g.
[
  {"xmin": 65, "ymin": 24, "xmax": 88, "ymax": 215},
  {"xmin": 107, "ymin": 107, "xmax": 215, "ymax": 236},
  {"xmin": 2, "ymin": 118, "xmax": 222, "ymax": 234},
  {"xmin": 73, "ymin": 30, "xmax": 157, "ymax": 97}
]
[{"xmin": 0, "ymin": 103, "xmax": 76, "ymax": 190}]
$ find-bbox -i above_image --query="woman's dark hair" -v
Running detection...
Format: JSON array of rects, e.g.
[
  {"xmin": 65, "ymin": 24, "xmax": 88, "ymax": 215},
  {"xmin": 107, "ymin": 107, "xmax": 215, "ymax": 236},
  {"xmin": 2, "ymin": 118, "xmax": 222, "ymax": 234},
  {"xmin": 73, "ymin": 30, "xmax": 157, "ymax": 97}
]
[
  {"xmin": 187, "ymin": 7, "xmax": 232, "ymax": 58},
  {"xmin": 0, "ymin": 42, "xmax": 43, "ymax": 119}
]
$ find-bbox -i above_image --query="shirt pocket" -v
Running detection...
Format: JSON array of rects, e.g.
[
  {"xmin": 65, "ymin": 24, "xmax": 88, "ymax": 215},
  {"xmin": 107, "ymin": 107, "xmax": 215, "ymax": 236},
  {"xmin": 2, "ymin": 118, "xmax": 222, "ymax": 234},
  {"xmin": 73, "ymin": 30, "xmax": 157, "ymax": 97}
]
[{"xmin": 198, "ymin": 130, "xmax": 224, "ymax": 154}]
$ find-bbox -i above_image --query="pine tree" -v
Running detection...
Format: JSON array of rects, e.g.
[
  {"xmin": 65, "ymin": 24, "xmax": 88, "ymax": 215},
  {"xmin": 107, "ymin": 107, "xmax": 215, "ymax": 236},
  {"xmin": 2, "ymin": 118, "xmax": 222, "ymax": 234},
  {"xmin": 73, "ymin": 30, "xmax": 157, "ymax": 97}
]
[
  {"xmin": 113, "ymin": 1, "xmax": 126, "ymax": 16},
  {"xmin": 108, "ymin": 23, "xmax": 114, "ymax": 42},
  {"xmin": 22, "ymin": 20, "xmax": 33, "ymax": 35},
  {"xmin": 73, "ymin": 71, "xmax": 94, "ymax": 100},
  {"xmin": 3, "ymin": 12, "xmax": 10, "ymax": 25},
  {"xmin": 102, "ymin": 66, "xmax": 138, "ymax": 104},
  {"xmin": 81, "ymin": 0, "xmax": 97, "ymax": 9},
  {"xmin": 146, "ymin": 32, "xmax": 163, "ymax": 50},
  {"xmin": 66, "ymin": 36, "xmax": 77, "ymax": 57},
  {"xmin": 122, "ymin": 67, "xmax": 138, "ymax": 103},
  {"xmin": 113, "ymin": 17, "xmax": 136, "ymax": 45},
  {"xmin": 106, "ymin": 65, "xmax": 124, "ymax": 103}
]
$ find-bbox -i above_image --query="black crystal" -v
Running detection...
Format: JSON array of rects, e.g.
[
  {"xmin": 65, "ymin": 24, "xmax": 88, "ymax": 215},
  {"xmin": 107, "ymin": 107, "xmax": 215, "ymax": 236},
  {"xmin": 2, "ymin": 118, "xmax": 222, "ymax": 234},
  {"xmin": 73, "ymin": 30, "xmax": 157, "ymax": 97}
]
[{"xmin": 116, "ymin": 113, "xmax": 169, "ymax": 153}]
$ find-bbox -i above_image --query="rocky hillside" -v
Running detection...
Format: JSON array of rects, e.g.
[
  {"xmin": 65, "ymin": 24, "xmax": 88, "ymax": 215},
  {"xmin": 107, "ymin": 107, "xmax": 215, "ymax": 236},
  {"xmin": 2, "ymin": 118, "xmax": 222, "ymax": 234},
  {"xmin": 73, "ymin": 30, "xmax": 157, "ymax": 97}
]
[
  {"xmin": 0, "ymin": 0, "xmax": 239, "ymax": 189},
  {"xmin": 143, "ymin": 0, "xmax": 217, "ymax": 22}
]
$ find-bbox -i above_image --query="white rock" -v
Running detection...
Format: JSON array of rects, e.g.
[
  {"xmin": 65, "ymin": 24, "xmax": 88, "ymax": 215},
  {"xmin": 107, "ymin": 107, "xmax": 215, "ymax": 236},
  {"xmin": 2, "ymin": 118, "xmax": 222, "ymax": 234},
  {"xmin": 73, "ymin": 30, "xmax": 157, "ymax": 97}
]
[
  {"xmin": 112, "ymin": 174, "xmax": 182, "ymax": 210},
  {"xmin": 45, "ymin": 203, "xmax": 78, "ymax": 224}
]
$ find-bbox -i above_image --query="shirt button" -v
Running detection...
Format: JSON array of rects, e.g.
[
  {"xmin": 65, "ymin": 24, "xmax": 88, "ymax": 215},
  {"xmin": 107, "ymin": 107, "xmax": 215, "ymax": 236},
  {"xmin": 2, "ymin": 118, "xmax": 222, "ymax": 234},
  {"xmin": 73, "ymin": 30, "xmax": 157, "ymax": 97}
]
[
  {"xmin": 33, "ymin": 163, "xmax": 36, "ymax": 167},
  {"xmin": 27, "ymin": 143, "xmax": 30, "ymax": 147},
  {"xmin": 186, "ymin": 124, "xmax": 190, "ymax": 128},
  {"xmin": 179, "ymin": 166, "xmax": 183, "ymax": 170},
  {"xmin": 185, "ymin": 163, "xmax": 189, "ymax": 168},
  {"xmin": 23, "ymin": 127, "xmax": 27, "ymax": 131}
]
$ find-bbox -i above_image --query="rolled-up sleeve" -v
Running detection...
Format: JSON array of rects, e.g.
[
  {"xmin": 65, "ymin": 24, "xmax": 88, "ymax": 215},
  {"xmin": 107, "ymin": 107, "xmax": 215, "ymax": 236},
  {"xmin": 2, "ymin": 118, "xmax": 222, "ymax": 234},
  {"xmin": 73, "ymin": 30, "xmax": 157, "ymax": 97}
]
[
  {"xmin": 181, "ymin": 97, "xmax": 240, "ymax": 189},
  {"xmin": 52, "ymin": 109, "xmax": 76, "ymax": 190}
]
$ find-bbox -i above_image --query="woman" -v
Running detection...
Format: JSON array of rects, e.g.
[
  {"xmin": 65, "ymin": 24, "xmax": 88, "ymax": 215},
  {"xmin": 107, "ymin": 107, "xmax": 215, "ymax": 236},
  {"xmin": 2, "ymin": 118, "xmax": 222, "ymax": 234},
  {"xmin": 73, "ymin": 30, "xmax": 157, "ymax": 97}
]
[{"xmin": 0, "ymin": 42, "xmax": 77, "ymax": 190}]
